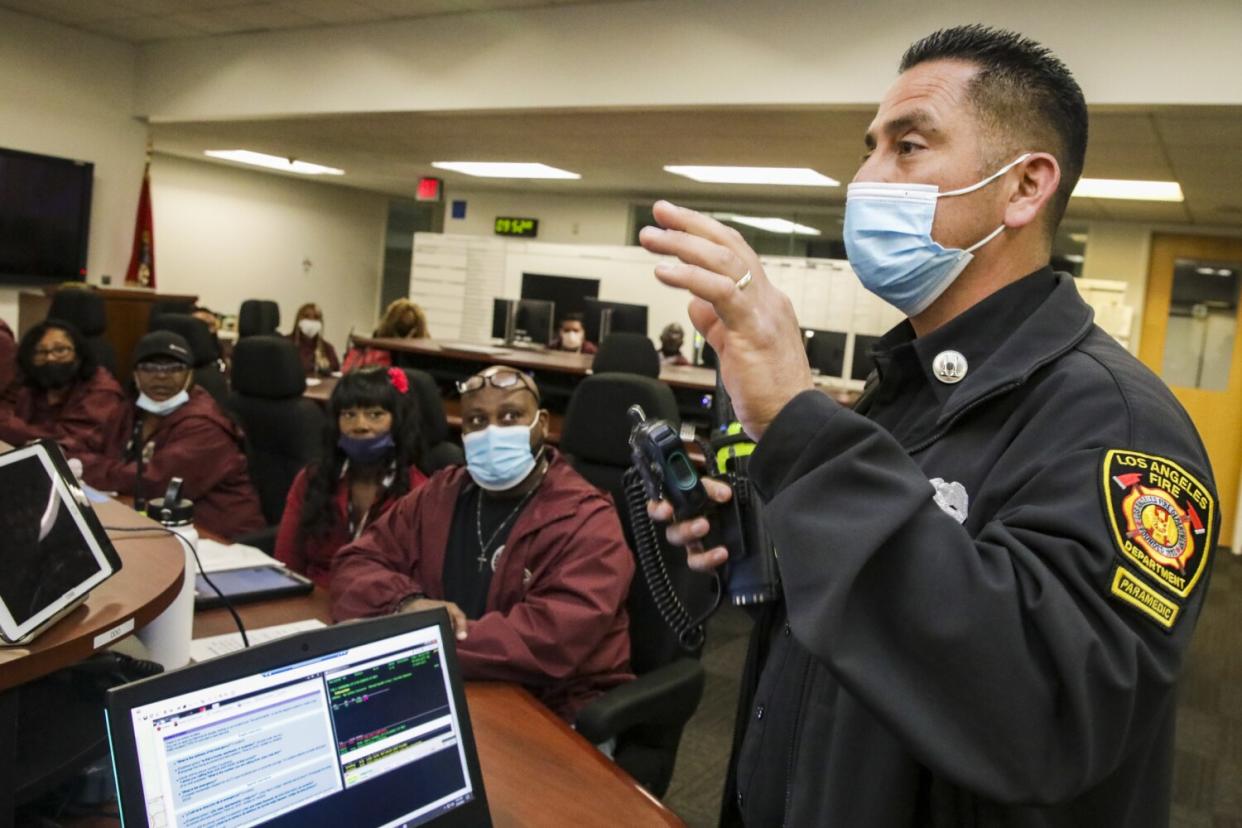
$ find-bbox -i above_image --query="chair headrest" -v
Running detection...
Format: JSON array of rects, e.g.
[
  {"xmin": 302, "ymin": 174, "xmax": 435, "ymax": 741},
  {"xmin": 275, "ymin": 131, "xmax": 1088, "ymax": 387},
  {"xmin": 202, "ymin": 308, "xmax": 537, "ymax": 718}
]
[
  {"xmin": 561, "ymin": 374, "xmax": 679, "ymax": 466},
  {"xmin": 592, "ymin": 333, "xmax": 660, "ymax": 378},
  {"xmin": 230, "ymin": 335, "xmax": 306, "ymax": 398},
  {"xmin": 403, "ymin": 369, "xmax": 449, "ymax": 444},
  {"xmin": 238, "ymin": 299, "xmax": 281, "ymax": 338},
  {"xmin": 148, "ymin": 314, "xmax": 220, "ymax": 366},
  {"xmin": 48, "ymin": 289, "xmax": 106, "ymax": 336},
  {"xmin": 147, "ymin": 300, "xmax": 196, "ymax": 329}
]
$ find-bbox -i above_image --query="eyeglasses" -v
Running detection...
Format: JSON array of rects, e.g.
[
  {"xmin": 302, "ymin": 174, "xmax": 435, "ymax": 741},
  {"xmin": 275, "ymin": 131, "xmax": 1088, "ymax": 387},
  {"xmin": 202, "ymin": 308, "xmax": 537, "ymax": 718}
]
[
  {"xmin": 32, "ymin": 345, "xmax": 75, "ymax": 360},
  {"xmin": 455, "ymin": 369, "xmax": 540, "ymax": 401},
  {"xmin": 135, "ymin": 361, "xmax": 189, "ymax": 376}
]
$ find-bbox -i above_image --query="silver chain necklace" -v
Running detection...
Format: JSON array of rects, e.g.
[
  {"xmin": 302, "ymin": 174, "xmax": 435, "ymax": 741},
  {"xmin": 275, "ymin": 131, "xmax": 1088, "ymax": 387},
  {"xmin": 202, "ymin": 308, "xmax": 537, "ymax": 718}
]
[{"xmin": 475, "ymin": 485, "xmax": 537, "ymax": 573}]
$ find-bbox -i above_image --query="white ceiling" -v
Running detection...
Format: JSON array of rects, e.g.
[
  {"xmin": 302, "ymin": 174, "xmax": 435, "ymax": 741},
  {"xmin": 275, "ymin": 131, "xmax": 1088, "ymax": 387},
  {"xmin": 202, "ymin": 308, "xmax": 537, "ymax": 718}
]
[
  {"xmin": 150, "ymin": 105, "xmax": 1242, "ymax": 228},
  {"xmin": 0, "ymin": 0, "xmax": 635, "ymax": 42}
]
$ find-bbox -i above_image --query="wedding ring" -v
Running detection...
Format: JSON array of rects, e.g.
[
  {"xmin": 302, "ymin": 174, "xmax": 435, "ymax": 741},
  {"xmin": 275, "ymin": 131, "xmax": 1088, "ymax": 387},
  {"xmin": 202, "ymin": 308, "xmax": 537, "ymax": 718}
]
[{"xmin": 735, "ymin": 271, "xmax": 753, "ymax": 291}]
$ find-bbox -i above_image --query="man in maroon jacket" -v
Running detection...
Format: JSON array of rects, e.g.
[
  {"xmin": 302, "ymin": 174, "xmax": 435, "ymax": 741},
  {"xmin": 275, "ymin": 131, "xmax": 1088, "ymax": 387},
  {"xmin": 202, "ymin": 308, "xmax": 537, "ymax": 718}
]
[
  {"xmin": 77, "ymin": 331, "xmax": 265, "ymax": 540},
  {"xmin": 331, "ymin": 365, "xmax": 635, "ymax": 721}
]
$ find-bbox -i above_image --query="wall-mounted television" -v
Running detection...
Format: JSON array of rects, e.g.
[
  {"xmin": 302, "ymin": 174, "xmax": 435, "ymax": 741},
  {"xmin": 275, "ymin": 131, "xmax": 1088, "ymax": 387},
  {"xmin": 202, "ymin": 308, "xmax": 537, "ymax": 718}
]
[{"xmin": 0, "ymin": 147, "xmax": 94, "ymax": 284}]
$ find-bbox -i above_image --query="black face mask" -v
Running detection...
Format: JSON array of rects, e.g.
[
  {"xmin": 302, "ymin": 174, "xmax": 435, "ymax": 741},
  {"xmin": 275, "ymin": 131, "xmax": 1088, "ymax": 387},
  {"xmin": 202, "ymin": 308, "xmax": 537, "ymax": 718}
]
[{"xmin": 31, "ymin": 362, "xmax": 79, "ymax": 390}]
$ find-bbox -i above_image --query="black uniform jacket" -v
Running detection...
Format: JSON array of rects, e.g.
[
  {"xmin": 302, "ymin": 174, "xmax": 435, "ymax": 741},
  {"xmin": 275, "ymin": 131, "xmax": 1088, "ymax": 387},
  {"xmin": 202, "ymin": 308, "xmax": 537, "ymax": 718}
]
[{"xmin": 736, "ymin": 269, "xmax": 1219, "ymax": 827}]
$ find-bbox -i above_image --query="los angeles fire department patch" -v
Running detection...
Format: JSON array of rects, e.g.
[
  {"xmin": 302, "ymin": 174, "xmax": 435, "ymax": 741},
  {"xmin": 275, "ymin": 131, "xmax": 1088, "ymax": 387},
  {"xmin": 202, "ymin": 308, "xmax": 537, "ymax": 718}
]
[{"xmin": 1102, "ymin": 449, "xmax": 1214, "ymax": 600}]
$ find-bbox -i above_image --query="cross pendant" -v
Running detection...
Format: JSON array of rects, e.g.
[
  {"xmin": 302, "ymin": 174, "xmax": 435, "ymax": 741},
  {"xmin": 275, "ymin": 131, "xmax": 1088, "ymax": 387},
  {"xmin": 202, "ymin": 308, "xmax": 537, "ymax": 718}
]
[{"xmin": 476, "ymin": 551, "xmax": 489, "ymax": 573}]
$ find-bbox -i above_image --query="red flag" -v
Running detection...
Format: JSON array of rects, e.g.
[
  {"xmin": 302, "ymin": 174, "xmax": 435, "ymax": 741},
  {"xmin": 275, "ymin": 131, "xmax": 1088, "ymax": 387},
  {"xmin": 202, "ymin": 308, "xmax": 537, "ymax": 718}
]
[{"xmin": 125, "ymin": 162, "xmax": 155, "ymax": 288}]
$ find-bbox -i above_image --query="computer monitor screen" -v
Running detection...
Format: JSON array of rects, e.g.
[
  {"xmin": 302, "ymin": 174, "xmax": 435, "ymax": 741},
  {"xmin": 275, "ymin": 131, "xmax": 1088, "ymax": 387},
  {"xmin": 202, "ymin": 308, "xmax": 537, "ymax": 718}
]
[
  {"xmin": 850, "ymin": 334, "xmax": 882, "ymax": 382},
  {"xmin": 803, "ymin": 329, "xmax": 846, "ymax": 377},
  {"xmin": 513, "ymin": 298, "xmax": 554, "ymax": 344},
  {"xmin": 490, "ymin": 298, "xmax": 514, "ymax": 340},
  {"xmin": 520, "ymin": 273, "xmax": 599, "ymax": 321},
  {"xmin": 0, "ymin": 440, "xmax": 121, "ymax": 644},
  {"xmin": 583, "ymin": 298, "xmax": 648, "ymax": 343},
  {"xmin": 108, "ymin": 613, "xmax": 489, "ymax": 828}
]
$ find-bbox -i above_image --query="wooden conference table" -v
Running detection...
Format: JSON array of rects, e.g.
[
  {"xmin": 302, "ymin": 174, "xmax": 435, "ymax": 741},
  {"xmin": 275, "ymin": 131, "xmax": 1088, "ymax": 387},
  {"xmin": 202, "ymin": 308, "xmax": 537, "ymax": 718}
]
[
  {"xmin": 0, "ymin": 461, "xmax": 678, "ymax": 826},
  {"xmin": 193, "ymin": 590, "xmax": 684, "ymax": 827}
]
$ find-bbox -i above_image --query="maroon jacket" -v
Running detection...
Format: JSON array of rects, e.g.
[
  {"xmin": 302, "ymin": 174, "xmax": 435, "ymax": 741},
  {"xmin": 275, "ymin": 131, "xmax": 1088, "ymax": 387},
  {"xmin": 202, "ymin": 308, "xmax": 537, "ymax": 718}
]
[
  {"xmin": 275, "ymin": 464, "xmax": 428, "ymax": 588},
  {"xmin": 331, "ymin": 452, "xmax": 635, "ymax": 720},
  {"xmin": 78, "ymin": 387, "xmax": 265, "ymax": 540},
  {"xmin": 289, "ymin": 333, "xmax": 340, "ymax": 377},
  {"xmin": 0, "ymin": 320, "xmax": 15, "ymax": 403},
  {"xmin": 0, "ymin": 366, "xmax": 124, "ymax": 455}
]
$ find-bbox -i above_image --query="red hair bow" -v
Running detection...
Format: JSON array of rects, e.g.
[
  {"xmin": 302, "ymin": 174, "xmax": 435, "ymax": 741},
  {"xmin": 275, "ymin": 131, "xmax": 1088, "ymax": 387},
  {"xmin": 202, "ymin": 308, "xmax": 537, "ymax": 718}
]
[{"xmin": 387, "ymin": 368, "xmax": 409, "ymax": 394}]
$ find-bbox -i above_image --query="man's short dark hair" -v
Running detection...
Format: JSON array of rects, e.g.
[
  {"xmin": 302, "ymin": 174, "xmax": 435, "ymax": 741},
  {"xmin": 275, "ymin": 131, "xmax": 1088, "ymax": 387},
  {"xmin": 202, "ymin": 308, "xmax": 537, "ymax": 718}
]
[
  {"xmin": 560, "ymin": 312, "xmax": 585, "ymax": 325},
  {"xmin": 900, "ymin": 25, "xmax": 1088, "ymax": 234}
]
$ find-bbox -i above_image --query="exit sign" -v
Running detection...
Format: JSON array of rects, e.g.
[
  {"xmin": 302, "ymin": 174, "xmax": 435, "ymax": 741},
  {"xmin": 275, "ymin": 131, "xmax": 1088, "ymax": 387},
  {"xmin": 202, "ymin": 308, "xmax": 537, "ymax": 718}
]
[{"xmin": 494, "ymin": 217, "xmax": 539, "ymax": 238}]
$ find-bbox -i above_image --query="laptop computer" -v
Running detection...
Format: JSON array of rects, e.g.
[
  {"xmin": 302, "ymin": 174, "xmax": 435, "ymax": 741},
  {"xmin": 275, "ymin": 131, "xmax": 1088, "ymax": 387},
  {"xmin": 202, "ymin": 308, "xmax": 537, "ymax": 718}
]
[
  {"xmin": 0, "ymin": 439, "xmax": 122, "ymax": 645},
  {"xmin": 106, "ymin": 610, "xmax": 492, "ymax": 828}
]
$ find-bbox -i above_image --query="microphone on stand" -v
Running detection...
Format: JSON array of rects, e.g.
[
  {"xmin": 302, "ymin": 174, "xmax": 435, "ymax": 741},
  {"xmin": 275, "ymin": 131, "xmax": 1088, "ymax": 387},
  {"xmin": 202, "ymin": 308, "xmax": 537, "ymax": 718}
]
[{"xmin": 132, "ymin": 411, "xmax": 147, "ymax": 512}]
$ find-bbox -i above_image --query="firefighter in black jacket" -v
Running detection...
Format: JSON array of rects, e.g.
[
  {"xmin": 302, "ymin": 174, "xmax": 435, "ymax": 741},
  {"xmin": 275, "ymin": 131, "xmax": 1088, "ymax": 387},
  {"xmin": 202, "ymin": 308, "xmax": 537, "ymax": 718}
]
[{"xmin": 641, "ymin": 25, "xmax": 1219, "ymax": 828}]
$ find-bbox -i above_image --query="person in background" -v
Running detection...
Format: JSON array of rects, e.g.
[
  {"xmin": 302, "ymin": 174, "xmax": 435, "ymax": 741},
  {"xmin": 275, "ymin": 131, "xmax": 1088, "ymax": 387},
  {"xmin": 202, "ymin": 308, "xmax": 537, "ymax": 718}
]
[
  {"xmin": 276, "ymin": 367, "xmax": 427, "ymax": 588},
  {"xmin": 0, "ymin": 317, "xmax": 16, "ymax": 402},
  {"xmin": 341, "ymin": 298, "xmax": 431, "ymax": 372},
  {"xmin": 658, "ymin": 322, "xmax": 690, "ymax": 366},
  {"xmin": 331, "ymin": 365, "xmax": 633, "ymax": 721},
  {"xmin": 548, "ymin": 312, "xmax": 597, "ymax": 354},
  {"xmin": 288, "ymin": 302, "xmax": 341, "ymax": 377},
  {"xmin": 0, "ymin": 319, "xmax": 124, "ymax": 454},
  {"xmin": 191, "ymin": 304, "xmax": 232, "ymax": 368},
  {"xmin": 77, "ymin": 331, "xmax": 265, "ymax": 541}
]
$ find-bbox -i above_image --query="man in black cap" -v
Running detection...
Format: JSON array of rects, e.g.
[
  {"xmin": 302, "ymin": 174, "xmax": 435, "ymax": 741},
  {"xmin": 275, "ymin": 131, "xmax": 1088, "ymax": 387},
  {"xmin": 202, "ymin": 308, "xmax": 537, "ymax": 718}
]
[{"xmin": 77, "ymin": 331, "xmax": 265, "ymax": 540}]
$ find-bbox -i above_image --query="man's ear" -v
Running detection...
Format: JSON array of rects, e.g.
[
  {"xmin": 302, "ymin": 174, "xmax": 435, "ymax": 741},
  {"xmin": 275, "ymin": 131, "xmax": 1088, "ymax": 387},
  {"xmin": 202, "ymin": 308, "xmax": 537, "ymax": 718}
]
[{"xmin": 1004, "ymin": 152, "xmax": 1061, "ymax": 230}]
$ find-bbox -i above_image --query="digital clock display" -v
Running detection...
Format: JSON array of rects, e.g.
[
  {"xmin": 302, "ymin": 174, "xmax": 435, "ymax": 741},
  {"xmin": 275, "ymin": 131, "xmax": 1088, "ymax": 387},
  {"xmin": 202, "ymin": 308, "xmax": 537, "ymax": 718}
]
[{"xmin": 494, "ymin": 217, "xmax": 539, "ymax": 238}]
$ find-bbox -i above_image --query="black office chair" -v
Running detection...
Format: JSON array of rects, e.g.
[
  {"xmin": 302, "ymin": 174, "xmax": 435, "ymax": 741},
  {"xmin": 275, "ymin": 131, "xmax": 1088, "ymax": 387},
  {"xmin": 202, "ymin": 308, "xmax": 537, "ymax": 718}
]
[
  {"xmin": 147, "ymin": 299, "xmax": 196, "ymax": 330},
  {"xmin": 47, "ymin": 288, "xmax": 118, "ymax": 376},
  {"xmin": 149, "ymin": 313, "xmax": 229, "ymax": 404},
  {"xmin": 592, "ymin": 333, "xmax": 660, "ymax": 378},
  {"xmin": 401, "ymin": 368, "xmax": 465, "ymax": 474},
  {"xmin": 238, "ymin": 299, "xmax": 281, "ymax": 338},
  {"xmin": 560, "ymin": 373, "xmax": 711, "ymax": 797},
  {"xmin": 225, "ymin": 336, "xmax": 324, "ymax": 551}
]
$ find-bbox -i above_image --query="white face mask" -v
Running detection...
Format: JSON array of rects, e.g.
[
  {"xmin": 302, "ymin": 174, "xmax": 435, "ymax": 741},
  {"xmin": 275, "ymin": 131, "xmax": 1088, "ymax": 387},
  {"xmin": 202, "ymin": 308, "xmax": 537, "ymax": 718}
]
[
  {"xmin": 298, "ymin": 318, "xmax": 323, "ymax": 338},
  {"xmin": 560, "ymin": 331, "xmax": 584, "ymax": 350},
  {"xmin": 137, "ymin": 389, "xmax": 190, "ymax": 416}
]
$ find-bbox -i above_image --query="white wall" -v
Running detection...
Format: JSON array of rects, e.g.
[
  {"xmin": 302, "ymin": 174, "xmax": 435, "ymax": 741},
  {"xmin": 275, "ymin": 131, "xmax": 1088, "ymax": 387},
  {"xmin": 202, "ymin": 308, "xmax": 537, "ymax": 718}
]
[
  {"xmin": 136, "ymin": 0, "xmax": 1242, "ymax": 121},
  {"xmin": 150, "ymin": 154, "xmax": 389, "ymax": 351},
  {"xmin": 1080, "ymin": 221, "xmax": 1154, "ymax": 353},
  {"xmin": 442, "ymin": 188, "xmax": 631, "ymax": 245},
  {"xmin": 0, "ymin": 9, "xmax": 146, "ymax": 325}
]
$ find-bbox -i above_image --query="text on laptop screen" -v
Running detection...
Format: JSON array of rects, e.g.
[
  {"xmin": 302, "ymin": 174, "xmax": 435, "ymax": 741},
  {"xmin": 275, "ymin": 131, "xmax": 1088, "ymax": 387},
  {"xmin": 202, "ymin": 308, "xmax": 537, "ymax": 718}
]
[{"xmin": 126, "ymin": 624, "xmax": 474, "ymax": 828}]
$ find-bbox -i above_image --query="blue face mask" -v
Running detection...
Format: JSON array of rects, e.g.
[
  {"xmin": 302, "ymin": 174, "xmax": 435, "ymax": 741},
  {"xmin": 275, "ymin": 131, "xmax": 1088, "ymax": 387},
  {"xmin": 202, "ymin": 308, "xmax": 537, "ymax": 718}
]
[
  {"xmin": 338, "ymin": 432, "xmax": 395, "ymax": 464},
  {"xmin": 462, "ymin": 419, "xmax": 541, "ymax": 492},
  {"xmin": 843, "ymin": 154, "xmax": 1030, "ymax": 316}
]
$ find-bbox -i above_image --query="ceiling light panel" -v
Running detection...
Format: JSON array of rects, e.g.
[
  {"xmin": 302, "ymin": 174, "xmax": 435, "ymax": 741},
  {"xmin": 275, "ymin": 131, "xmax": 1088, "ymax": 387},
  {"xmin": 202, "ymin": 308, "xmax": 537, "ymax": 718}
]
[
  {"xmin": 1071, "ymin": 178, "xmax": 1184, "ymax": 202},
  {"xmin": 204, "ymin": 150, "xmax": 343, "ymax": 175},
  {"xmin": 665, "ymin": 166, "xmax": 839, "ymax": 186},
  {"xmin": 430, "ymin": 162, "xmax": 580, "ymax": 179}
]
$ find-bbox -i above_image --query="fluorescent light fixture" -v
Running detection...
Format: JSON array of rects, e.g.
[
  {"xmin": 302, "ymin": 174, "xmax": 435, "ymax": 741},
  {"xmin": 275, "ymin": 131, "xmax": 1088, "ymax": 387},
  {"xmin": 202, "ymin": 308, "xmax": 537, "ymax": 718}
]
[
  {"xmin": 1062, "ymin": 254, "xmax": 1085, "ymax": 264},
  {"xmin": 665, "ymin": 166, "xmax": 839, "ymax": 187},
  {"xmin": 711, "ymin": 213, "xmax": 821, "ymax": 236},
  {"xmin": 430, "ymin": 162, "xmax": 580, "ymax": 179},
  {"xmin": 1071, "ymin": 178, "xmax": 1183, "ymax": 202},
  {"xmin": 1069, "ymin": 232, "xmax": 1089, "ymax": 244},
  {"xmin": 204, "ymin": 150, "xmax": 343, "ymax": 175}
]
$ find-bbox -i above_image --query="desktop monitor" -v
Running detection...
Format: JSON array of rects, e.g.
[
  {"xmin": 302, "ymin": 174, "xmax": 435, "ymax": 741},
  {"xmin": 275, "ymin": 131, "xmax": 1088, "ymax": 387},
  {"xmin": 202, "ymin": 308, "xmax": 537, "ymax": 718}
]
[
  {"xmin": 582, "ymin": 298, "xmax": 648, "ymax": 343},
  {"xmin": 850, "ymin": 334, "xmax": 882, "ymax": 382},
  {"xmin": 106, "ymin": 610, "xmax": 492, "ymax": 828},
  {"xmin": 803, "ymin": 329, "xmax": 847, "ymax": 377},
  {"xmin": 490, "ymin": 298, "xmax": 555, "ymax": 345}
]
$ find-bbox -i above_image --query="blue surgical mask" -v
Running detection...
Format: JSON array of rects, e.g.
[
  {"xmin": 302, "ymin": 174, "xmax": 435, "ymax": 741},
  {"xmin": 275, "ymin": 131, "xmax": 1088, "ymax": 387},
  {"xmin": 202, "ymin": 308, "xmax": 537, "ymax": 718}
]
[
  {"xmin": 136, "ymin": 389, "xmax": 190, "ymax": 416},
  {"xmin": 843, "ymin": 154, "xmax": 1030, "ymax": 316},
  {"xmin": 338, "ymin": 432, "xmax": 395, "ymax": 464},
  {"xmin": 462, "ymin": 419, "xmax": 542, "ymax": 492}
]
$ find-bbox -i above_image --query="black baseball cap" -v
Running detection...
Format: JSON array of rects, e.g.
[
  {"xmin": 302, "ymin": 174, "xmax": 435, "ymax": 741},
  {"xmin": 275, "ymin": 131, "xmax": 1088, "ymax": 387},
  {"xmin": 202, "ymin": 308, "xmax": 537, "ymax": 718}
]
[{"xmin": 133, "ymin": 331, "xmax": 193, "ymax": 366}]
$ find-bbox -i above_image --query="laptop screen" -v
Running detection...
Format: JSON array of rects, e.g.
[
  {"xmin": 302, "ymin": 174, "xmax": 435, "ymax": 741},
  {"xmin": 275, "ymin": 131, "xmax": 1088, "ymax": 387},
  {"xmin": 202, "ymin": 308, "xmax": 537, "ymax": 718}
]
[{"xmin": 119, "ymin": 621, "xmax": 479, "ymax": 828}]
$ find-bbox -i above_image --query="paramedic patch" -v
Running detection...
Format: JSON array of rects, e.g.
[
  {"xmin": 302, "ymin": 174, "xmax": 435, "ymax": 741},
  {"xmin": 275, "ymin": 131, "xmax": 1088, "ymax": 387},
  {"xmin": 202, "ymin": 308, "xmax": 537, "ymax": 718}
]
[{"xmin": 1102, "ymin": 449, "xmax": 1214, "ymax": 599}]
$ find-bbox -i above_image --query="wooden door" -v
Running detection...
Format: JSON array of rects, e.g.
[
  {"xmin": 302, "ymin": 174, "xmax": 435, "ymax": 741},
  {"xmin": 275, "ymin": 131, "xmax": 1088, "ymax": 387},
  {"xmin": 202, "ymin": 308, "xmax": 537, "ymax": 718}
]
[{"xmin": 1140, "ymin": 234, "xmax": 1242, "ymax": 546}]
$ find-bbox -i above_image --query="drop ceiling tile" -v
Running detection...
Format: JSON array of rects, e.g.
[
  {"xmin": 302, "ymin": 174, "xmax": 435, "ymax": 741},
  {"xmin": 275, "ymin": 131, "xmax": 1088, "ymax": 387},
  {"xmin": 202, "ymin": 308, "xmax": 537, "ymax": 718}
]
[
  {"xmin": 1154, "ymin": 110, "xmax": 1242, "ymax": 149},
  {"xmin": 276, "ymin": 0, "xmax": 393, "ymax": 23},
  {"xmin": 85, "ymin": 15, "xmax": 206, "ymax": 40}
]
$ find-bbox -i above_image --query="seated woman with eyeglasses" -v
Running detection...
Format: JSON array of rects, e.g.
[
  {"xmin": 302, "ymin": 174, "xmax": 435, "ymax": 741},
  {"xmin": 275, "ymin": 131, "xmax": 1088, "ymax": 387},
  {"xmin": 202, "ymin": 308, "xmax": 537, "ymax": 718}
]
[
  {"xmin": 0, "ymin": 319, "xmax": 125, "ymax": 454},
  {"xmin": 275, "ymin": 367, "xmax": 428, "ymax": 587},
  {"xmin": 77, "ymin": 331, "xmax": 265, "ymax": 541}
]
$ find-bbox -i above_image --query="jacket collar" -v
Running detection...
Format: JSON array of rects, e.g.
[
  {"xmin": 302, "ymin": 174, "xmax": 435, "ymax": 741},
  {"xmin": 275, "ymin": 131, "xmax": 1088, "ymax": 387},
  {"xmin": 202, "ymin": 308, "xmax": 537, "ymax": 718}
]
[{"xmin": 870, "ymin": 268, "xmax": 1095, "ymax": 427}]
